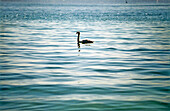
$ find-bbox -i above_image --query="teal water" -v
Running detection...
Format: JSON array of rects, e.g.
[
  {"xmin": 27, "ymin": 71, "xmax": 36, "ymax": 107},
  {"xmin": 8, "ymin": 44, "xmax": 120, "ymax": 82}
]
[{"xmin": 0, "ymin": 2, "xmax": 170, "ymax": 111}]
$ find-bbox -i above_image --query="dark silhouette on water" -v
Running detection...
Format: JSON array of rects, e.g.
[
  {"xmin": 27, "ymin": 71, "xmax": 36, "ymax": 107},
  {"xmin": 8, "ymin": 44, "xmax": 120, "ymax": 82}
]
[
  {"xmin": 76, "ymin": 31, "xmax": 94, "ymax": 44},
  {"xmin": 126, "ymin": 0, "xmax": 128, "ymax": 3},
  {"xmin": 76, "ymin": 31, "xmax": 93, "ymax": 53}
]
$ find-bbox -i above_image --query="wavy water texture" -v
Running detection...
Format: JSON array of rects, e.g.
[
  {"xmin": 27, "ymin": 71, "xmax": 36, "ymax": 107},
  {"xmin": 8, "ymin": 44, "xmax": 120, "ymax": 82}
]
[{"xmin": 0, "ymin": 2, "xmax": 170, "ymax": 111}]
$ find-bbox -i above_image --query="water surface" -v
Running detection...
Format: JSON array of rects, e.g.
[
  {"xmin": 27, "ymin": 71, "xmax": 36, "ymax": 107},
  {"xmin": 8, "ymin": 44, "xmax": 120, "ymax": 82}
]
[{"xmin": 0, "ymin": 2, "xmax": 170, "ymax": 111}]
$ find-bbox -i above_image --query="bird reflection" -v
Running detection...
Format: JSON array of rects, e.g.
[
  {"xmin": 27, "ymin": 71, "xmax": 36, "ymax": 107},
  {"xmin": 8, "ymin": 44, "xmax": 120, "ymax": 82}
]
[{"xmin": 77, "ymin": 43, "xmax": 81, "ymax": 52}]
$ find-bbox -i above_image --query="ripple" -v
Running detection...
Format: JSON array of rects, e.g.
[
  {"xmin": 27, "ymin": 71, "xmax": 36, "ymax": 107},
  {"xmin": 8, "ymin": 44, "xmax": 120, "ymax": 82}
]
[
  {"xmin": 105, "ymin": 47, "xmax": 117, "ymax": 50},
  {"xmin": 0, "ymin": 3, "xmax": 169, "ymax": 111},
  {"xmin": 0, "ymin": 73, "xmax": 39, "ymax": 80},
  {"xmin": 0, "ymin": 34, "xmax": 17, "ymax": 37}
]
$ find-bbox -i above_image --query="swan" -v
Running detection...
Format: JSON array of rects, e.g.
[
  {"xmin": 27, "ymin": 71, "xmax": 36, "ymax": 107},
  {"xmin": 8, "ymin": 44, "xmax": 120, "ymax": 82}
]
[{"xmin": 76, "ymin": 31, "xmax": 93, "ymax": 44}]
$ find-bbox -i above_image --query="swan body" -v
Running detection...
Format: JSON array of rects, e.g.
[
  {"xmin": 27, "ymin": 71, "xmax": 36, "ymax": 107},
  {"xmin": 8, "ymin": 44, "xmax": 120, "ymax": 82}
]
[
  {"xmin": 80, "ymin": 39, "xmax": 94, "ymax": 44},
  {"xmin": 76, "ymin": 31, "xmax": 93, "ymax": 44}
]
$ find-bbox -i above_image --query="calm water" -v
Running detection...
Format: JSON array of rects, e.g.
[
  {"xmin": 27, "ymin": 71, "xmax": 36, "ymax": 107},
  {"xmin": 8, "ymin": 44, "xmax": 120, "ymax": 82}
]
[{"xmin": 0, "ymin": 2, "xmax": 170, "ymax": 111}]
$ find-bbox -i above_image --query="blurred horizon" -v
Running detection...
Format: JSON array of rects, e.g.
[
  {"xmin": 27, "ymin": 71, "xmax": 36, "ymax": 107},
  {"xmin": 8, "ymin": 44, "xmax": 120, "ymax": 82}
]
[{"xmin": 1, "ymin": 0, "xmax": 170, "ymax": 4}]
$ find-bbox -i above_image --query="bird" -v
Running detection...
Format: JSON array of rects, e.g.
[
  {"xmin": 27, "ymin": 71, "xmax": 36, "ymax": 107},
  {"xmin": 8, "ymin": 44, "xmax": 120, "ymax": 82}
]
[{"xmin": 76, "ymin": 31, "xmax": 93, "ymax": 44}]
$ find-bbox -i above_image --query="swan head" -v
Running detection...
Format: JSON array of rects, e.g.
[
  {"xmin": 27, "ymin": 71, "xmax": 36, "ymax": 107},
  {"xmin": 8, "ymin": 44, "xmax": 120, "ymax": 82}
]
[{"xmin": 76, "ymin": 31, "xmax": 80, "ymax": 35}]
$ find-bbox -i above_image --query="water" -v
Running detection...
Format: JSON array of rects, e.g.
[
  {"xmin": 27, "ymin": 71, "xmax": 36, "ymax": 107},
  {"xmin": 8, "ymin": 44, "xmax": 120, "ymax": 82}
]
[{"xmin": 0, "ymin": 2, "xmax": 170, "ymax": 111}]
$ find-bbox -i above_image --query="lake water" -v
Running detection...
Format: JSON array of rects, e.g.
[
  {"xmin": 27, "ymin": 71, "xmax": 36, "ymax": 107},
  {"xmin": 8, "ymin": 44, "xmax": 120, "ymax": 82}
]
[{"xmin": 0, "ymin": 2, "xmax": 170, "ymax": 111}]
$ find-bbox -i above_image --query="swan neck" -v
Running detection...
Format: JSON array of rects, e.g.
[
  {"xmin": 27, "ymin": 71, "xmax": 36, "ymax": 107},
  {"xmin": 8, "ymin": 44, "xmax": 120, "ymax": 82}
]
[{"xmin": 77, "ymin": 33, "xmax": 80, "ymax": 43}]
